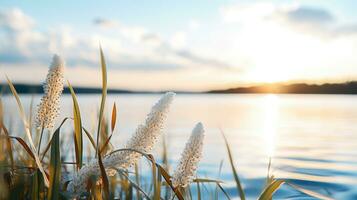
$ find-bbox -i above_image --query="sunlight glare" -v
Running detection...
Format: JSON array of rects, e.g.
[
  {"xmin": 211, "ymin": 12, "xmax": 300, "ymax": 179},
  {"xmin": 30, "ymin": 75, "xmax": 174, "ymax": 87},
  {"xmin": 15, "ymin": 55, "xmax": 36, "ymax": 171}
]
[{"xmin": 262, "ymin": 94, "xmax": 280, "ymax": 158}]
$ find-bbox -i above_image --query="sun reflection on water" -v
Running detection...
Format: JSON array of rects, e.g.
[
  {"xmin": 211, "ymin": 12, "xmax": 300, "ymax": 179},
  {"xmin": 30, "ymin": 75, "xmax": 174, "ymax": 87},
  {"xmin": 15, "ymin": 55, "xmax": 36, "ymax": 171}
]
[{"xmin": 262, "ymin": 94, "xmax": 280, "ymax": 158}]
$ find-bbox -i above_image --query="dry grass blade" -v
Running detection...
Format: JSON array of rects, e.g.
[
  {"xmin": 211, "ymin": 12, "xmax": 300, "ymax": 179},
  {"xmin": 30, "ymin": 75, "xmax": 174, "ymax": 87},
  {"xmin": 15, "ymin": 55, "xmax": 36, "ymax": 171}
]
[
  {"xmin": 9, "ymin": 136, "xmax": 36, "ymax": 160},
  {"xmin": 98, "ymin": 152, "xmax": 110, "ymax": 199},
  {"xmin": 193, "ymin": 178, "xmax": 224, "ymax": 184},
  {"xmin": 147, "ymin": 154, "xmax": 160, "ymax": 200},
  {"xmin": 96, "ymin": 46, "xmax": 108, "ymax": 157},
  {"xmin": 68, "ymin": 81, "xmax": 83, "ymax": 170},
  {"xmin": 0, "ymin": 124, "xmax": 14, "ymax": 170},
  {"xmin": 111, "ymin": 102, "xmax": 117, "ymax": 132},
  {"xmin": 47, "ymin": 125, "xmax": 62, "ymax": 200},
  {"xmin": 258, "ymin": 179, "xmax": 284, "ymax": 200},
  {"xmin": 286, "ymin": 182, "xmax": 334, "ymax": 200},
  {"xmin": 6, "ymin": 76, "xmax": 49, "ymax": 186},
  {"xmin": 100, "ymin": 132, "xmax": 114, "ymax": 154},
  {"xmin": 99, "ymin": 102, "xmax": 117, "ymax": 153},
  {"xmin": 157, "ymin": 165, "xmax": 184, "ymax": 200},
  {"xmin": 220, "ymin": 129, "xmax": 245, "ymax": 200}
]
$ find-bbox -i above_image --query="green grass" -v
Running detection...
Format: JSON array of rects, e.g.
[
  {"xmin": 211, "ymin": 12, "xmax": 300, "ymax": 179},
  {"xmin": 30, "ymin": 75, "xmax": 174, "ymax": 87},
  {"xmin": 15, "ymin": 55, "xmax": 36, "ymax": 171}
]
[{"xmin": 0, "ymin": 47, "xmax": 334, "ymax": 200}]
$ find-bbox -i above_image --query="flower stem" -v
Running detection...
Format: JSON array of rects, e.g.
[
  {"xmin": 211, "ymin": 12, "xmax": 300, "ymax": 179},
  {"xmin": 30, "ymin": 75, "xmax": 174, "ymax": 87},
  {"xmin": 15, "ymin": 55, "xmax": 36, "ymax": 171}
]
[{"xmin": 37, "ymin": 126, "xmax": 45, "ymax": 155}]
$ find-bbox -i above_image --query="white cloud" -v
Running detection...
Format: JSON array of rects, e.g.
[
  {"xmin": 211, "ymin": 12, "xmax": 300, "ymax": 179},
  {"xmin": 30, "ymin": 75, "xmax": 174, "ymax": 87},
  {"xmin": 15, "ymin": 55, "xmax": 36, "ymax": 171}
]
[
  {"xmin": 0, "ymin": 8, "xmax": 35, "ymax": 31},
  {"xmin": 169, "ymin": 31, "xmax": 187, "ymax": 49},
  {"xmin": 0, "ymin": 8, "xmax": 236, "ymax": 90}
]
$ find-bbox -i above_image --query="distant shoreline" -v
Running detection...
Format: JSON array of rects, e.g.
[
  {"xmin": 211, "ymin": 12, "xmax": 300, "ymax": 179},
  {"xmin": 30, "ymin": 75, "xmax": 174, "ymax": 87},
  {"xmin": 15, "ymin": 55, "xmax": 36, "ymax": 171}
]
[{"xmin": 1, "ymin": 82, "xmax": 357, "ymax": 95}]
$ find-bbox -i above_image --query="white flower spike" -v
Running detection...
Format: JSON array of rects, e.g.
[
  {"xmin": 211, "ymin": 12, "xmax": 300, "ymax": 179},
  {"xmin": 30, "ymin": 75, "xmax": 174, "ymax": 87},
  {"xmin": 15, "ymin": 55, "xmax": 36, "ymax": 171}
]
[
  {"xmin": 171, "ymin": 122, "xmax": 205, "ymax": 188},
  {"xmin": 67, "ymin": 92, "xmax": 175, "ymax": 196},
  {"xmin": 35, "ymin": 54, "xmax": 65, "ymax": 129}
]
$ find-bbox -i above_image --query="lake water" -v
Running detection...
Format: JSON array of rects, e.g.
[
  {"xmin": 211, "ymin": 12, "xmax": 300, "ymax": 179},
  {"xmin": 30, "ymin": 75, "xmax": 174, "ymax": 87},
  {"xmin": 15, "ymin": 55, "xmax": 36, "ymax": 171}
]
[{"xmin": 2, "ymin": 93, "xmax": 357, "ymax": 199}]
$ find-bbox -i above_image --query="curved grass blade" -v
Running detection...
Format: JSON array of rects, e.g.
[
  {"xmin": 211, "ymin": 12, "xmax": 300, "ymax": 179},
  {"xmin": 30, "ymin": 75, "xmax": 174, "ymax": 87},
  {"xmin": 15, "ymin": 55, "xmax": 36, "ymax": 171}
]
[
  {"xmin": 286, "ymin": 182, "xmax": 334, "ymax": 200},
  {"xmin": 9, "ymin": 136, "xmax": 36, "ymax": 160},
  {"xmin": 98, "ymin": 152, "xmax": 110, "ymax": 199},
  {"xmin": 220, "ymin": 129, "xmax": 245, "ymax": 200},
  {"xmin": 258, "ymin": 179, "xmax": 284, "ymax": 200},
  {"xmin": 115, "ymin": 168, "xmax": 151, "ymax": 200},
  {"xmin": 217, "ymin": 183, "xmax": 231, "ymax": 200},
  {"xmin": 47, "ymin": 124, "xmax": 62, "ymax": 200},
  {"xmin": 107, "ymin": 148, "xmax": 184, "ymax": 200},
  {"xmin": 100, "ymin": 132, "xmax": 114, "ymax": 154},
  {"xmin": 6, "ymin": 76, "xmax": 49, "ymax": 186},
  {"xmin": 83, "ymin": 127, "xmax": 97, "ymax": 150},
  {"xmin": 68, "ymin": 81, "xmax": 83, "ymax": 170},
  {"xmin": 96, "ymin": 46, "xmax": 108, "ymax": 157}
]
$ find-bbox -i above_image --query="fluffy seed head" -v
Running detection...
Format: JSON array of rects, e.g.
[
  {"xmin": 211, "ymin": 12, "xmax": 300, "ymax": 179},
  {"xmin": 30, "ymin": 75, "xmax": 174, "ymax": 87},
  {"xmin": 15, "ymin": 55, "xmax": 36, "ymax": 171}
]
[
  {"xmin": 171, "ymin": 122, "xmax": 205, "ymax": 188},
  {"xmin": 66, "ymin": 92, "xmax": 175, "ymax": 196},
  {"xmin": 35, "ymin": 54, "xmax": 64, "ymax": 129}
]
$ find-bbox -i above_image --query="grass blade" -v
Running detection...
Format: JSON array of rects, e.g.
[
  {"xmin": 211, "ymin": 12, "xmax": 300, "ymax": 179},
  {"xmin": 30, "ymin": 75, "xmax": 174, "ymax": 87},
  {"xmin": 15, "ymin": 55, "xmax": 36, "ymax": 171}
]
[
  {"xmin": 9, "ymin": 136, "xmax": 36, "ymax": 161},
  {"xmin": 83, "ymin": 127, "xmax": 97, "ymax": 150},
  {"xmin": 286, "ymin": 182, "xmax": 334, "ymax": 200},
  {"xmin": 31, "ymin": 169, "xmax": 40, "ymax": 200},
  {"xmin": 157, "ymin": 164, "xmax": 184, "ymax": 200},
  {"xmin": 6, "ymin": 76, "xmax": 49, "ymax": 186},
  {"xmin": 47, "ymin": 125, "xmax": 62, "ymax": 200},
  {"xmin": 147, "ymin": 154, "xmax": 160, "ymax": 200},
  {"xmin": 0, "ymin": 97, "xmax": 3, "ymax": 124},
  {"xmin": 99, "ymin": 102, "xmax": 117, "ymax": 154},
  {"xmin": 98, "ymin": 152, "xmax": 110, "ymax": 199},
  {"xmin": 107, "ymin": 148, "xmax": 184, "ymax": 200},
  {"xmin": 116, "ymin": 168, "xmax": 151, "ymax": 200},
  {"xmin": 197, "ymin": 181, "xmax": 201, "ymax": 200},
  {"xmin": 215, "ymin": 160, "xmax": 224, "ymax": 200},
  {"xmin": 258, "ymin": 179, "xmax": 284, "ymax": 200},
  {"xmin": 217, "ymin": 183, "xmax": 231, "ymax": 200},
  {"xmin": 96, "ymin": 46, "xmax": 108, "ymax": 157},
  {"xmin": 193, "ymin": 178, "xmax": 224, "ymax": 184},
  {"xmin": 134, "ymin": 164, "xmax": 141, "ymax": 199},
  {"xmin": 0, "ymin": 124, "xmax": 14, "ymax": 170},
  {"xmin": 220, "ymin": 130, "xmax": 245, "ymax": 200},
  {"xmin": 68, "ymin": 81, "xmax": 83, "ymax": 170},
  {"xmin": 40, "ymin": 118, "xmax": 69, "ymax": 161},
  {"xmin": 111, "ymin": 102, "xmax": 117, "ymax": 132}
]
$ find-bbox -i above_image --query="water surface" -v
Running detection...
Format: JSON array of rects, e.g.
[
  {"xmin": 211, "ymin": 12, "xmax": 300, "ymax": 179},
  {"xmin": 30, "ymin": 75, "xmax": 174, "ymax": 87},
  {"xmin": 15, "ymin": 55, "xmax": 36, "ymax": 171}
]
[{"xmin": 3, "ymin": 94, "xmax": 357, "ymax": 199}]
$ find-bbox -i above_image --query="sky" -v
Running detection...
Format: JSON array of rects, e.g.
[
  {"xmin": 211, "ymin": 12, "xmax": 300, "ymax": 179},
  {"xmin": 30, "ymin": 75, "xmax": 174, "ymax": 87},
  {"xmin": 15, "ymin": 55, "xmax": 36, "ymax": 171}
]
[{"xmin": 1, "ymin": 0, "xmax": 357, "ymax": 91}]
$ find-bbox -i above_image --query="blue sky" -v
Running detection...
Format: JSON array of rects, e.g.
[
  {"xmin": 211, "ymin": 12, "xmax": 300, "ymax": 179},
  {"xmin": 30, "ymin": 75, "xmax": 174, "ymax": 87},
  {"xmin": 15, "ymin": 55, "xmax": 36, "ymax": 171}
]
[{"xmin": 1, "ymin": 0, "xmax": 357, "ymax": 91}]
